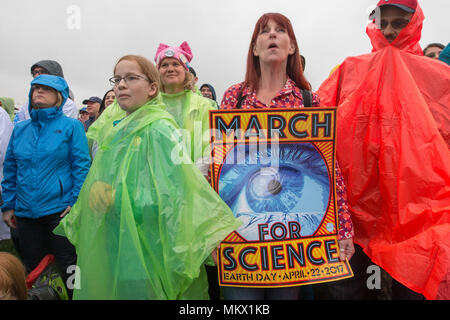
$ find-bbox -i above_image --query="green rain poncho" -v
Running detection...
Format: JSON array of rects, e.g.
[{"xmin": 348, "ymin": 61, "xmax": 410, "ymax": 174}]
[
  {"xmin": 88, "ymin": 90, "xmax": 215, "ymax": 164},
  {"xmin": 86, "ymin": 100, "xmax": 126, "ymax": 158},
  {"xmin": 56, "ymin": 96, "xmax": 241, "ymax": 300},
  {"xmin": 161, "ymin": 90, "xmax": 217, "ymax": 164}
]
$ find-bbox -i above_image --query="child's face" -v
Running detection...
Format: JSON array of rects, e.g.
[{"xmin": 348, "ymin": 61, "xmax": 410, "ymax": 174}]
[{"xmin": 113, "ymin": 60, "xmax": 157, "ymax": 115}]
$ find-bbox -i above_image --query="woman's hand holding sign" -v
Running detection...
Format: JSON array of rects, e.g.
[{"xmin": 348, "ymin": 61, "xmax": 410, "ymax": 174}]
[{"xmin": 338, "ymin": 238, "xmax": 355, "ymax": 262}]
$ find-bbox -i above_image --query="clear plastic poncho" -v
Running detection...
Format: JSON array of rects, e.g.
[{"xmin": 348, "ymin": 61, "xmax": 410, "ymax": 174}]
[
  {"xmin": 161, "ymin": 90, "xmax": 217, "ymax": 163},
  {"xmin": 55, "ymin": 97, "xmax": 241, "ymax": 300},
  {"xmin": 86, "ymin": 100, "xmax": 126, "ymax": 158}
]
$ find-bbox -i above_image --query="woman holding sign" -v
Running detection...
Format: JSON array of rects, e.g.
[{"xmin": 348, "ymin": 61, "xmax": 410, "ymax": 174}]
[{"xmin": 220, "ymin": 12, "xmax": 355, "ymax": 300}]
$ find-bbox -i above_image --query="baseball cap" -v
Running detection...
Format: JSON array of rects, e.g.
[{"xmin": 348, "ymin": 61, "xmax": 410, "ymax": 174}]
[
  {"xmin": 79, "ymin": 107, "xmax": 88, "ymax": 113},
  {"xmin": 369, "ymin": 0, "xmax": 417, "ymax": 19},
  {"xmin": 82, "ymin": 96, "xmax": 102, "ymax": 104}
]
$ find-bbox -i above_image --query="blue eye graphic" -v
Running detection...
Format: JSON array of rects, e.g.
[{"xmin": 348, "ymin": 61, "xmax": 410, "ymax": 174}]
[{"xmin": 218, "ymin": 143, "xmax": 330, "ymax": 241}]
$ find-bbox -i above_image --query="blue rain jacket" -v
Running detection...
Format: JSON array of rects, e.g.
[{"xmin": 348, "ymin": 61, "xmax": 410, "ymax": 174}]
[{"xmin": 1, "ymin": 75, "xmax": 90, "ymax": 218}]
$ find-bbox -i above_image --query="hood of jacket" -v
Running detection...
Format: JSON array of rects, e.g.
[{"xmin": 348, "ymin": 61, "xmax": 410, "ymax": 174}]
[
  {"xmin": 200, "ymin": 83, "xmax": 217, "ymax": 101},
  {"xmin": 28, "ymin": 75, "xmax": 69, "ymax": 121},
  {"xmin": 439, "ymin": 43, "xmax": 450, "ymax": 66},
  {"xmin": 366, "ymin": 4, "xmax": 424, "ymax": 55}
]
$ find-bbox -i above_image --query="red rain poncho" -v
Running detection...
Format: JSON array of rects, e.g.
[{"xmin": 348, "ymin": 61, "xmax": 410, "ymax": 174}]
[{"xmin": 318, "ymin": 5, "xmax": 450, "ymax": 300}]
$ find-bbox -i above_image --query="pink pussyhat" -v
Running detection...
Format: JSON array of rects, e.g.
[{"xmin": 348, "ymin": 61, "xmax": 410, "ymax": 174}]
[{"xmin": 154, "ymin": 41, "xmax": 193, "ymax": 70}]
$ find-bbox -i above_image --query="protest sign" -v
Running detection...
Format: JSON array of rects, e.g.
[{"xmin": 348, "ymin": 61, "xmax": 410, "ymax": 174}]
[{"xmin": 210, "ymin": 108, "xmax": 353, "ymax": 287}]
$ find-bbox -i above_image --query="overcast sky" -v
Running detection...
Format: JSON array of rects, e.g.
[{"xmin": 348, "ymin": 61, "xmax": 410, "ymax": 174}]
[{"xmin": 0, "ymin": 0, "xmax": 448, "ymax": 107}]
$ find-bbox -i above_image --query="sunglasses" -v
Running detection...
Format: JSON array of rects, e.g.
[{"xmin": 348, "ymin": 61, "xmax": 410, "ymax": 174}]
[{"xmin": 379, "ymin": 19, "xmax": 410, "ymax": 30}]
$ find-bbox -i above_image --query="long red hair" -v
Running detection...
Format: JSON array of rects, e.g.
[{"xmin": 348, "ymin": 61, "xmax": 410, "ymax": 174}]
[{"xmin": 244, "ymin": 13, "xmax": 311, "ymax": 91}]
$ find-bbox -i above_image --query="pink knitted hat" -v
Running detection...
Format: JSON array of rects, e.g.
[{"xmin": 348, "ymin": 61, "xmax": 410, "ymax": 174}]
[{"xmin": 154, "ymin": 41, "xmax": 193, "ymax": 70}]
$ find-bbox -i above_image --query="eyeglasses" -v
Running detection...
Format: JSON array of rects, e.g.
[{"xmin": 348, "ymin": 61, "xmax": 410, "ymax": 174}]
[
  {"xmin": 379, "ymin": 19, "xmax": 410, "ymax": 30},
  {"xmin": 109, "ymin": 74, "xmax": 150, "ymax": 86},
  {"xmin": 31, "ymin": 69, "xmax": 49, "ymax": 77}
]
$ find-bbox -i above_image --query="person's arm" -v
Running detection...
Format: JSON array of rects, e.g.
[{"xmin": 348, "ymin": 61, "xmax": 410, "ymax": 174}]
[
  {"xmin": 1, "ymin": 131, "xmax": 17, "ymax": 227},
  {"xmin": 61, "ymin": 121, "xmax": 90, "ymax": 218},
  {"xmin": 335, "ymin": 162, "xmax": 355, "ymax": 261},
  {"xmin": 69, "ymin": 121, "xmax": 91, "ymax": 207}
]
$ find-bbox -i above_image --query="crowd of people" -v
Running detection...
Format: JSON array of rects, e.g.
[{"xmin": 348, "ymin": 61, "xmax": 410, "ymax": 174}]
[{"xmin": 0, "ymin": 0, "xmax": 449, "ymax": 300}]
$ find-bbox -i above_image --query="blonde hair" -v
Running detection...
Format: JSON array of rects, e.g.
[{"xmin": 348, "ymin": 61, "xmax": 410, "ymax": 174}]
[
  {"xmin": 55, "ymin": 92, "xmax": 64, "ymax": 108},
  {"xmin": 114, "ymin": 55, "xmax": 161, "ymax": 99},
  {"xmin": 0, "ymin": 252, "xmax": 28, "ymax": 300},
  {"xmin": 183, "ymin": 71, "xmax": 196, "ymax": 93}
]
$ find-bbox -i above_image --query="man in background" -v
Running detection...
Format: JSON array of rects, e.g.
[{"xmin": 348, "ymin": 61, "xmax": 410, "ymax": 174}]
[
  {"xmin": 423, "ymin": 43, "xmax": 445, "ymax": 59},
  {"xmin": 78, "ymin": 107, "xmax": 89, "ymax": 125},
  {"xmin": 199, "ymin": 83, "xmax": 218, "ymax": 106},
  {"xmin": 82, "ymin": 96, "xmax": 102, "ymax": 131}
]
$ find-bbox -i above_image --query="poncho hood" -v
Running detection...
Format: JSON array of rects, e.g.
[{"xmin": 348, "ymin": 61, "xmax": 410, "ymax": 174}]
[{"xmin": 367, "ymin": 4, "xmax": 424, "ymax": 55}]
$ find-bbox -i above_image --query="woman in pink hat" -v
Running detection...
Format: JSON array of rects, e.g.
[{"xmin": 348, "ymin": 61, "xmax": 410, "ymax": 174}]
[
  {"xmin": 154, "ymin": 42, "xmax": 223, "ymax": 300},
  {"xmin": 154, "ymin": 42, "xmax": 217, "ymax": 171}
]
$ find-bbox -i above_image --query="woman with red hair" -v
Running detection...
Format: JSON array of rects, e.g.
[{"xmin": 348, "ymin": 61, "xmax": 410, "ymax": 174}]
[
  {"xmin": 221, "ymin": 12, "xmax": 314, "ymax": 109},
  {"xmin": 220, "ymin": 13, "xmax": 355, "ymax": 300}
]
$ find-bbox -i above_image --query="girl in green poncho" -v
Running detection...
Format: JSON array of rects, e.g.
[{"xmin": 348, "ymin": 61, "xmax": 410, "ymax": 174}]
[{"xmin": 56, "ymin": 55, "xmax": 240, "ymax": 300}]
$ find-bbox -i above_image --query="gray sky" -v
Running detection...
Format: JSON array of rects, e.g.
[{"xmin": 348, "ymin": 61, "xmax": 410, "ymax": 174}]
[{"xmin": 0, "ymin": 0, "xmax": 448, "ymax": 107}]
